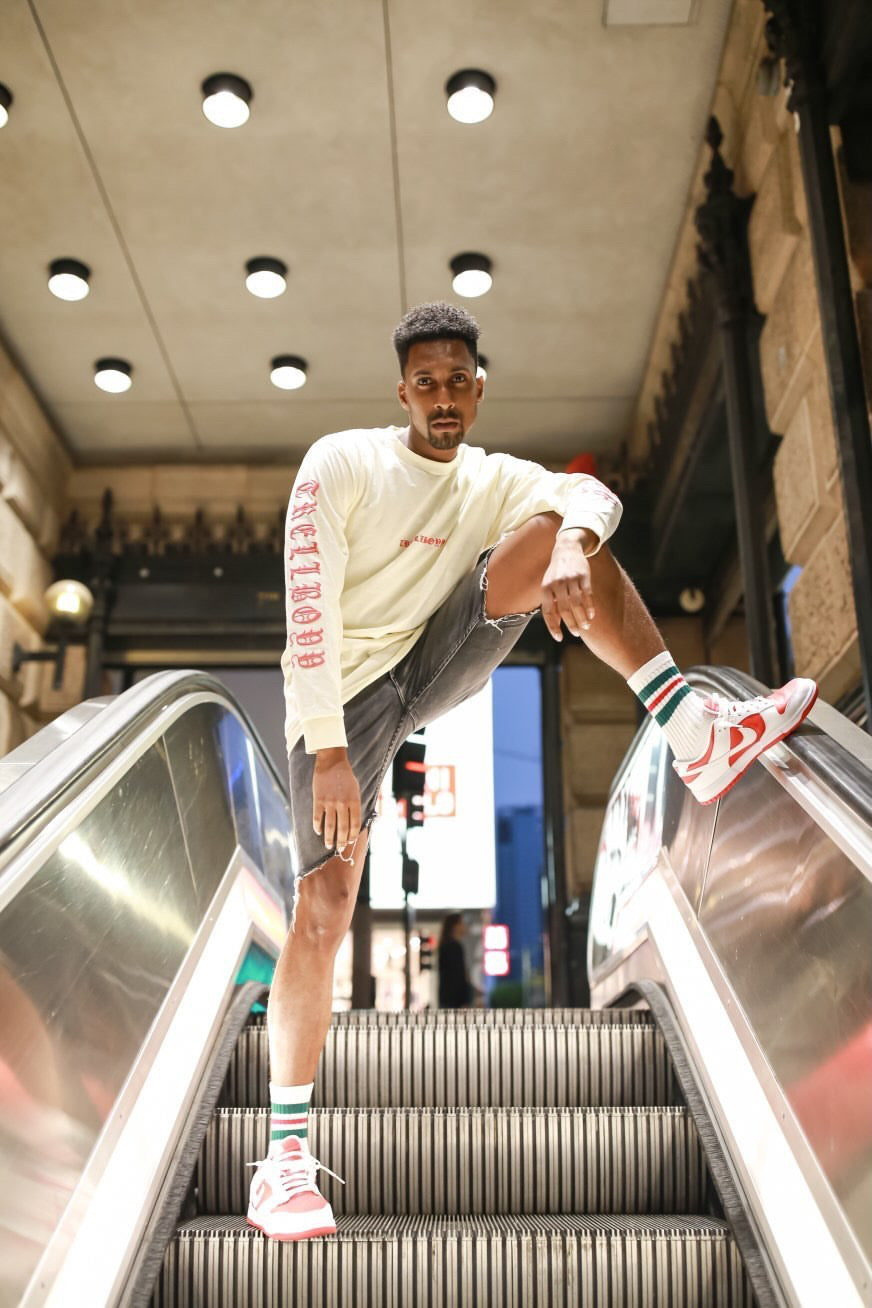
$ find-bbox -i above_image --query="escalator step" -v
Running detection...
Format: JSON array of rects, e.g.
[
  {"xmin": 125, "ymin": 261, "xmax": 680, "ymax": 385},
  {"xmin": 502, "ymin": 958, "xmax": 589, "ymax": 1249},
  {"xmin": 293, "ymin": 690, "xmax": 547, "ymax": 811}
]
[
  {"xmin": 221, "ymin": 1023, "xmax": 676, "ymax": 1109},
  {"xmin": 153, "ymin": 1214, "xmax": 753, "ymax": 1308},
  {"xmin": 247, "ymin": 1007, "xmax": 654, "ymax": 1028},
  {"xmin": 198, "ymin": 1106, "xmax": 707, "ymax": 1217}
]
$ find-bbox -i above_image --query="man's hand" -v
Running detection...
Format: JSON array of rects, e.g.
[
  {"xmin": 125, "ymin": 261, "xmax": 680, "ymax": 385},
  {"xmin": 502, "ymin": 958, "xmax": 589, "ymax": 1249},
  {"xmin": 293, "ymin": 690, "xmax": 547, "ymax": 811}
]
[
  {"xmin": 540, "ymin": 528, "xmax": 597, "ymax": 641},
  {"xmin": 313, "ymin": 747, "xmax": 361, "ymax": 852}
]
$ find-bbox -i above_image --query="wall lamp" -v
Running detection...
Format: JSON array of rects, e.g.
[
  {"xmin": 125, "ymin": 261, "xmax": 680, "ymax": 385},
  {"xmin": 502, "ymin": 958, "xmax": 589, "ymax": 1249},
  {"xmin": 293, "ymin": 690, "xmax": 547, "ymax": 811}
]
[{"xmin": 13, "ymin": 581, "xmax": 95, "ymax": 692}]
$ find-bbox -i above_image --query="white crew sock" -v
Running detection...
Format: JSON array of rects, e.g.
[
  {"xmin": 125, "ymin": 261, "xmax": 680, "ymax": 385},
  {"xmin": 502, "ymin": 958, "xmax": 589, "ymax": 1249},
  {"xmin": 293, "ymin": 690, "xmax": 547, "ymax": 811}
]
[
  {"xmin": 627, "ymin": 651, "xmax": 712, "ymax": 761},
  {"xmin": 269, "ymin": 1079, "xmax": 314, "ymax": 1152}
]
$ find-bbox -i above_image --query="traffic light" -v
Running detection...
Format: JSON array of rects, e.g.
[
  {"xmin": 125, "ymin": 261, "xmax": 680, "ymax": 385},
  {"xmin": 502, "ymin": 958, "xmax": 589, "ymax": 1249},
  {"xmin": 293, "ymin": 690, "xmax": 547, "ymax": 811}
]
[
  {"xmin": 393, "ymin": 734, "xmax": 426, "ymax": 829},
  {"xmin": 401, "ymin": 853, "xmax": 419, "ymax": 896},
  {"xmin": 418, "ymin": 933, "xmax": 435, "ymax": 971}
]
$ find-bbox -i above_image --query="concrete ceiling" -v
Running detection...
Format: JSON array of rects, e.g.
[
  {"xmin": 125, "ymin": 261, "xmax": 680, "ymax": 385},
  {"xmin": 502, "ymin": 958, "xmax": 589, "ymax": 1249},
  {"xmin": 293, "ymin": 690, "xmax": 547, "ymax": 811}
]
[{"xmin": 0, "ymin": 0, "xmax": 732, "ymax": 467}]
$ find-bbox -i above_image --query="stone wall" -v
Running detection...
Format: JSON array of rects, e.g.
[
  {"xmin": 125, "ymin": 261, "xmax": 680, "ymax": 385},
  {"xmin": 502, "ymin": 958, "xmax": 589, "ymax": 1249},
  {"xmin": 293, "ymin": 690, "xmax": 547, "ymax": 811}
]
[
  {"xmin": 0, "ymin": 339, "xmax": 75, "ymax": 755},
  {"xmin": 629, "ymin": 0, "xmax": 866, "ymax": 706}
]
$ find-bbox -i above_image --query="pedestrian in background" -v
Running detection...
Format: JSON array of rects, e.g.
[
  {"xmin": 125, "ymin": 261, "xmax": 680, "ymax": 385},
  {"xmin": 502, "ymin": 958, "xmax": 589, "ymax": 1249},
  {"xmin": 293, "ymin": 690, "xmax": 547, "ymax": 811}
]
[{"xmin": 438, "ymin": 912, "xmax": 471, "ymax": 1008}]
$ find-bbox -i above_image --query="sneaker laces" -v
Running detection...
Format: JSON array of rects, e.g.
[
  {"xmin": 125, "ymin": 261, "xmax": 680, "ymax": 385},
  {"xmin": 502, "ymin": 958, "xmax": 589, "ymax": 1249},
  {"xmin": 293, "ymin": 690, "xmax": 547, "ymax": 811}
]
[
  {"xmin": 706, "ymin": 692, "xmax": 772, "ymax": 720},
  {"xmin": 247, "ymin": 1149, "xmax": 345, "ymax": 1201}
]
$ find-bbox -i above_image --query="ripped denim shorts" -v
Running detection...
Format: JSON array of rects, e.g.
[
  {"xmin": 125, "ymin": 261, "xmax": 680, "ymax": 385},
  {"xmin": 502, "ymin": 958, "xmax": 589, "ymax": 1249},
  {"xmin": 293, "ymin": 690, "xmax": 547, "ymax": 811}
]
[{"xmin": 288, "ymin": 547, "xmax": 538, "ymax": 880}]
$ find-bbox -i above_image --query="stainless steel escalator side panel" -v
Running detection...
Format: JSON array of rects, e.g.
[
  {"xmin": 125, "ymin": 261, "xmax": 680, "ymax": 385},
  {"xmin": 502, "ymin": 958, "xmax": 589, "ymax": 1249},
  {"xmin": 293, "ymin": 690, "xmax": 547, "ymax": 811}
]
[
  {"xmin": 0, "ymin": 669, "xmax": 291, "ymax": 868},
  {"xmin": 587, "ymin": 668, "xmax": 872, "ymax": 1308},
  {"xmin": 0, "ymin": 674, "xmax": 292, "ymax": 1308}
]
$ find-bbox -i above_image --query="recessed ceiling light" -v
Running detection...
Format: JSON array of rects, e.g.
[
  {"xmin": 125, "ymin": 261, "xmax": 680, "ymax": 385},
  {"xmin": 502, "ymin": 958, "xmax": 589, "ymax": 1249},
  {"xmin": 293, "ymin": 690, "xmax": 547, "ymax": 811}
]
[
  {"xmin": 245, "ymin": 257, "xmax": 288, "ymax": 299},
  {"xmin": 0, "ymin": 84, "xmax": 12, "ymax": 129},
  {"xmin": 94, "ymin": 358, "xmax": 133, "ymax": 394},
  {"xmin": 445, "ymin": 69, "xmax": 496, "ymax": 124},
  {"xmin": 450, "ymin": 252, "xmax": 492, "ymax": 298},
  {"xmin": 477, "ymin": 354, "xmax": 489, "ymax": 381},
  {"xmin": 201, "ymin": 73, "xmax": 252, "ymax": 128},
  {"xmin": 270, "ymin": 355, "xmax": 308, "ymax": 390},
  {"xmin": 48, "ymin": 258, "xmax": 91, "ymax": 301}
]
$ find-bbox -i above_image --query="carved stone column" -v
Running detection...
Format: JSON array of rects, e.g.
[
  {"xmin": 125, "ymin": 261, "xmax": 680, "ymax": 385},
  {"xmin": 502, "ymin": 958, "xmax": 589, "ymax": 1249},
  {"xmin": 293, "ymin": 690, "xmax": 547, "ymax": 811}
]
[
  {"xmin": 764, "ymin": 0, "xmax": 872, "ymax": 725},
  {"xmin": 695, "ymin": 118, "xmax": 778, "ymax": 685}
]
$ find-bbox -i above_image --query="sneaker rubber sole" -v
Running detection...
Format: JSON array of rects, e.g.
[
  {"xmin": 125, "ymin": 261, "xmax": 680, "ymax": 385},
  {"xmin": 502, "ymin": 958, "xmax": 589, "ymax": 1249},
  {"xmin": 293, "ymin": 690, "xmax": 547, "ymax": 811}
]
[{"xmin": 246, "ymin": 1209, "xmax": 337, "ymax": 1241}]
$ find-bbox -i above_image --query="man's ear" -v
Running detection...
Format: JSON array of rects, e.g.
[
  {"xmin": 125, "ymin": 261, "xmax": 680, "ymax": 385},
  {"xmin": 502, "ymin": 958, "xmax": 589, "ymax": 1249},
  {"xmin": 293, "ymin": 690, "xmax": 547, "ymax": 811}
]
[{"xmin": 397, "ymin": 379, "xmax": 409, "ymax": 412}]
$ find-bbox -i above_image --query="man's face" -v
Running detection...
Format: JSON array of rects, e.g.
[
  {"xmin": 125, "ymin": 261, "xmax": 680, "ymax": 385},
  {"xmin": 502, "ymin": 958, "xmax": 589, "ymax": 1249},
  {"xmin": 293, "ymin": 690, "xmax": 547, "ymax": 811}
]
[{"xmin": 397, "ymin": 338, "xmax": 483, "ymax": 455}]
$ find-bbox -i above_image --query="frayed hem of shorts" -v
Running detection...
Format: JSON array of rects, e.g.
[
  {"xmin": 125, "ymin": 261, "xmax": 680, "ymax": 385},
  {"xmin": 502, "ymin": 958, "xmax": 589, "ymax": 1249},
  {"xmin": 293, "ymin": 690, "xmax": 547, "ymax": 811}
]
[
  {"xmin": 478, "ymin": 551, "xmax": 538, "ymax": 635},
  {"xmin": 290, "ymin": 811, "xmax": 378, "ymax": 930}
]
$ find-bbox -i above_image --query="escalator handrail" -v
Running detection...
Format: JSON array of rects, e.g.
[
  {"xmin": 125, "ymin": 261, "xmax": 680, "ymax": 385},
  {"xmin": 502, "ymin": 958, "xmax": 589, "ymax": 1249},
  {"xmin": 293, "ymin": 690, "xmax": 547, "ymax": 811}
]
[
  {"xmin": 0, "ymin": 669, "xmax": 289, "ymax": 866},
  {"xmin": 607, "ymin": 664, "xmax": 872, "ymax": 834}
]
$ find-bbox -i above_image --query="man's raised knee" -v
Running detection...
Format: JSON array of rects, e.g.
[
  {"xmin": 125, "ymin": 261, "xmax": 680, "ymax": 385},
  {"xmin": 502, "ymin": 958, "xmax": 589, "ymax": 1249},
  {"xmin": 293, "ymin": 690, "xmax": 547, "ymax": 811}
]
[{"xmin": 294, "ymin": 866, "xmax": 355, "ymax": 950}]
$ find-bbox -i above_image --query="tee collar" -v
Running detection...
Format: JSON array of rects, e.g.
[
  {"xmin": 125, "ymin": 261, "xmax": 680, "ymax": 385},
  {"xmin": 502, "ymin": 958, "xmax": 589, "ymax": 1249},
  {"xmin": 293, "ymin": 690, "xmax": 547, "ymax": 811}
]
[{"xmin": 390, "ymin": 426, "xmax": 463, "ymax": 477}]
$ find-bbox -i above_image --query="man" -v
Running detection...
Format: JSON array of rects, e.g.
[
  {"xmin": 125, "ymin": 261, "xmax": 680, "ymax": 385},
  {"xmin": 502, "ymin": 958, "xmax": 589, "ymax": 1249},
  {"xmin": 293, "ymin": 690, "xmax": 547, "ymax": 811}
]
[{"xmin": 246, "ymin": 302, "xmax": 816, "ymax": 1242}]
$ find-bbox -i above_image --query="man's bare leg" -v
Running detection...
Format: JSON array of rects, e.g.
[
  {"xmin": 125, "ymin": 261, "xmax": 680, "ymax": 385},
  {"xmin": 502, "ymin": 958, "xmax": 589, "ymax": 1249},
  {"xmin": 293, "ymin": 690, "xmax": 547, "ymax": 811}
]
[
  {"xmin": 484, "ymin": 512, "xmax": 664, "ymax": 676},
  {"xmin": 268, "ymin": 834, "xmax": 369, "ymax": 1085},
  {"xmin": 485, "ymin": 511, "xmax": 817, "ymax": 805}
]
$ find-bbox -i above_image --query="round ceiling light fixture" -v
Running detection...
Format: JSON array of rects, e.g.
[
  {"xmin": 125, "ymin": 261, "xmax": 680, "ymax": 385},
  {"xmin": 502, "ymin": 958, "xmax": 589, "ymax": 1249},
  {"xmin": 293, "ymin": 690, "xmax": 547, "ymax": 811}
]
[
  {"xmin": 476, "ymin": 353, "xmax": 489, "ymax": 381},
  {"xmin": 270, "ymin": 354, "xmax": 308, "ymax": 390},
  {"xmin": 201, "ymin": 73, "xmax": 252, "ymax": 128},
  {"xmin": 450, "ymin": 252, "xmax": 492, "ymax": 298},
  {"xmin": 445, "ymin": 69, "xmax": 496, "ymax": 124},
  {"xmin": 0, "ymin": 84, "xmax": 12, "ymax": 129},
  {"xmin": 245, "ymin": 256, "xmax": 288, "ymax": 299},
  {"xmin": 94, "ymin": 357, "xmax": 133, "ymax": 394},
  {"xmin": 48, "ymin": 258, "xmax": 91, "ymax": 301}
]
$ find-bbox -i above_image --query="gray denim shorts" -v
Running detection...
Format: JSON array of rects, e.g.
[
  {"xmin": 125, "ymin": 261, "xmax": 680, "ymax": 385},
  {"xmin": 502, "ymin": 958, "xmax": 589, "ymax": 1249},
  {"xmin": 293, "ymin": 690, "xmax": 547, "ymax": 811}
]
[{"xmin": 288, "ymin": 549, "xmax": 537, "ymax": 879}]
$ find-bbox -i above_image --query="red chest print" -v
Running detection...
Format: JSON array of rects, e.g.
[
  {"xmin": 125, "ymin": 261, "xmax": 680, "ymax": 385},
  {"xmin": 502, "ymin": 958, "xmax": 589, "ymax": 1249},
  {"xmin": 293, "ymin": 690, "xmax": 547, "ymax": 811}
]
[
  {"xmin": 399, "ymin": 533, "xmax": 447, "ymax": 550},
  {"xmin": 286, "ymin": 479, "xmax": 325, "ymax": 669}
]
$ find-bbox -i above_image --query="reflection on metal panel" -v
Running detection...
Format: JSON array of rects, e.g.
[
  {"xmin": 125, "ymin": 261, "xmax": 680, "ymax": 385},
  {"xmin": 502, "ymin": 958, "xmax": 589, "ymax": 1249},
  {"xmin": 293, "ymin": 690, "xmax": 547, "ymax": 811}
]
[
  {"xmin": 164, "ymin": 704, "xmax": 238, "ymax": 911},
  {"xmin": 0, "ymin": 679, "xmax": 292, "ymax": 1307},
  {"xmin": 589, "ymin": 721, "xmax": 666, "ymax": 975},
  {"xmin": 662, "ymin": 760, "xmax": 718, "ymax": 915},
  {"xmin": 704, "ymin": 766, "xmax": 872, "ymax": 1254},
  {"xmin": 588, "ymin": 667, "xmax": 872, "ymax": 1297}
]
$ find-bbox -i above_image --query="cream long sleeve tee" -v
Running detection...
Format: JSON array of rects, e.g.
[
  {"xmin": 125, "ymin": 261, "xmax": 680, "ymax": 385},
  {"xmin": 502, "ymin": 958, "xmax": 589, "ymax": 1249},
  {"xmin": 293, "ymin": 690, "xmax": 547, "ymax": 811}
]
[{"xmin": 282, "ymin": 425, "xmax": 622, "ymax": 755}]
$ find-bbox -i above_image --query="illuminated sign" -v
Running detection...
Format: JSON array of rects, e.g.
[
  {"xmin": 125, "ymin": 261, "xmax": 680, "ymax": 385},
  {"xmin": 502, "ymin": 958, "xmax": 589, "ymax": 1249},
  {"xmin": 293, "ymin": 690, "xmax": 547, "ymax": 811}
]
[
  {"xmin": 424, "ymin": 764, "xmax": 456, "ymax": 818},
  {"xmin": 484, "ymin": 949, "xmax": 510, "ymax": 977},
  {"xmin": 483, "ymin": 923, "xmax": 509, "ymax": 951}
]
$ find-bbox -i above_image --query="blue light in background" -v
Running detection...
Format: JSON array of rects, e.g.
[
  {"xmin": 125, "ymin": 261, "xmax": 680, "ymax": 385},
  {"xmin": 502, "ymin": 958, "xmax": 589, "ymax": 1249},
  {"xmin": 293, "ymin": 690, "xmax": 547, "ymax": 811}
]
[{"xmin": 491, "ymin": 667, "xmax": 546, "ymax": 994}]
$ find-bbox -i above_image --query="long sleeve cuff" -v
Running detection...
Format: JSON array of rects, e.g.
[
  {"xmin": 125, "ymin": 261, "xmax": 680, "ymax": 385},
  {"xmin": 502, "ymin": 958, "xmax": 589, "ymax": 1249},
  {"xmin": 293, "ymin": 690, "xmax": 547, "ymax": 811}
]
[
  {"xmin": 302, "ymin": 714, "xmax": 348, "ymax": 754},
  {"xmin": 557, "ymin": 511, "xmax": 609, "ymax": 555}
]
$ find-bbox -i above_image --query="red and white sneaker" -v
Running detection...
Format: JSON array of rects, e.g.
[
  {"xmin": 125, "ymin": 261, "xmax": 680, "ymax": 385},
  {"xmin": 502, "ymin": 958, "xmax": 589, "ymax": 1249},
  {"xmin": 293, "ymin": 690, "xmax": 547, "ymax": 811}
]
[
  {"xmin": 673, "ymin": 677, "xmax": 818, "ymax": 805},
  {"xmin": 246, "ymin": 1136, "xmax": 343, "ymax": 1241}
]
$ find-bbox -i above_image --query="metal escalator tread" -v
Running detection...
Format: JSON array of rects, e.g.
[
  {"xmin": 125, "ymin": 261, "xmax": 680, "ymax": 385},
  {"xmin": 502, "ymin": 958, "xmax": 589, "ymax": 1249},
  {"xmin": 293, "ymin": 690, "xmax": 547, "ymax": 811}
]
[
  {"xmin": 222, "ymin": 1022, "xmax": 676, "ymax": 1108},
  {"xmin": 198, "ymin": 1106, "xmax": 707, "ymax": 1216},
  {"xmin": 155, "ymin": 1214, "xmax": 753, "ymax": 1308},
  {"xmin": 246, "ymin": 1006, "xmax": 653, "ymax": 1026}
]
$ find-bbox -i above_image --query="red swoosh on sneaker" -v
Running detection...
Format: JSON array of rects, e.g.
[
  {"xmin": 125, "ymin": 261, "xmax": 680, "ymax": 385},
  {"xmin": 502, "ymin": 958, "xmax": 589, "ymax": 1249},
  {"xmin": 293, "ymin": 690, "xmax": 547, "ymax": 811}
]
[
  {"xmin": 727, "ymin": 714, "xmax": 766, "ymax": 767},
  {"xmin": 684, "ymin": 725, "xmax": 716, "ymax": 776}
]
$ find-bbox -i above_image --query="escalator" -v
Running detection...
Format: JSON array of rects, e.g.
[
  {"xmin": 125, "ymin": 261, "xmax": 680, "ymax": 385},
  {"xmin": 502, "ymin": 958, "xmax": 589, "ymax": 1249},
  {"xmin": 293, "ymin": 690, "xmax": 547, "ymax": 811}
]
[{"xmin": 0, "ymin": 667, "xmax": 870, "ymax": 1306}]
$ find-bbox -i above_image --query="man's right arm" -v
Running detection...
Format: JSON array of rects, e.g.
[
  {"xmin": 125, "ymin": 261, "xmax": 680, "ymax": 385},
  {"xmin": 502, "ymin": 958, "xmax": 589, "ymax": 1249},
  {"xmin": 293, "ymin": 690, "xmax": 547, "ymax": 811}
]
[
  {"xmin": 312, "ymin": 746, "xmax": 361, "ymax": 853},
  {"xmin": 282, "ymin": 443, "xmax": 361, "ymax": 852}
]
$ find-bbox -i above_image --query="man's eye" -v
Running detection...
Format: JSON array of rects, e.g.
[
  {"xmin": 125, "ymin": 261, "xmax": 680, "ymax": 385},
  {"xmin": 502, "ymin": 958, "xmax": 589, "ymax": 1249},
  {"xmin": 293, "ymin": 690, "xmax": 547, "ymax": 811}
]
[{"xmin": 417, "ymin": 378, "xmax": 431, "ymax": 386}]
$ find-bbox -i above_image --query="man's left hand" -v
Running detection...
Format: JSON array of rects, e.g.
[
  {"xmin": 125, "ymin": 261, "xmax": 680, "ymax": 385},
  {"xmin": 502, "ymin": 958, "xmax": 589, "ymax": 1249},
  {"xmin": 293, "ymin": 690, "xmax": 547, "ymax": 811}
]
[{"xmin": 541, "ymin": 528, "xmax": 597, "ymax": 641}]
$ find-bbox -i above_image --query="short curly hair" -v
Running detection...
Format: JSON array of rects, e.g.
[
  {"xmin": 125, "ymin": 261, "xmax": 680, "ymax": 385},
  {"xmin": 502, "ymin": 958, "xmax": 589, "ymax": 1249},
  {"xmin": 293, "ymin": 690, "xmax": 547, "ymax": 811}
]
[{"xmin": 392, "ymin": 301, "xmax": 480, "ymax": 375}]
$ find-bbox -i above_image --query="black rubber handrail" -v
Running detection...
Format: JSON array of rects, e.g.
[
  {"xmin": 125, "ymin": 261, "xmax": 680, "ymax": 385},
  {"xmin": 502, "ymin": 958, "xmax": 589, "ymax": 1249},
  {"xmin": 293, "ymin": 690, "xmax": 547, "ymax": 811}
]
[{"xmin": 0, "ymin": 670, "xmax": 288, "ymax": 866}]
